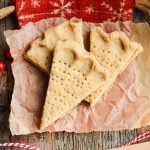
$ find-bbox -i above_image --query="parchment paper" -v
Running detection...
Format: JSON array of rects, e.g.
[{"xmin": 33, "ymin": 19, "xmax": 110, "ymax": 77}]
[{"xmin": 5, "ymin": 18, "xmax": 150, "ymax": 135}]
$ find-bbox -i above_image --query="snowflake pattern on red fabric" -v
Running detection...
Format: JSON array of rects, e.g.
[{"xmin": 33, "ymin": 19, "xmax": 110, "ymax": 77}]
[
  {"xmin": 101, "ymin": 0, "xmax": 133, "ymax": 21},
  {"xmin": 13, "ymin": 0, "xmax": 135, "ymax": 26},
  {"xmin": 49, "ymin": 0, "xmax": 75, "ymax": 17},
  {"xmin": 31, "ymin": 0, "xmax": 40, "ymax": 8}
]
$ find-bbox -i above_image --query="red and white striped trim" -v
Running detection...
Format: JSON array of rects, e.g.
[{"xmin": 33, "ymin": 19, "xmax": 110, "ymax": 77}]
[
  {"xmin": 123, "ymin": 130, "xmax": 150, "ymax": 147},
  {"xmin": 0, "ymin": 142, "xmax": 40, "ymax": 150}
]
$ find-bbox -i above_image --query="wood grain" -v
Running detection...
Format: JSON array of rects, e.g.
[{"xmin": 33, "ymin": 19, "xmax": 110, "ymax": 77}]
[
  {"xmin": 133, "ymin": 8, "xmax": 150, "ymax": 24},
  {"xmin": 0, "ymin": 0, "xmax": 149, "ymax": 150}
]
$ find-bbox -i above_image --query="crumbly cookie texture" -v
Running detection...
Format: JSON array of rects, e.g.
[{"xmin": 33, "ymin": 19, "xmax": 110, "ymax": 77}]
[
  {"xmin": 25, "ymin": 20, "xmax": 83, "ymax": 74},
  {"xmin": 85, "ymin": 26, "xmax": 144, "ymax": 104},
  {"xmin": 40, "ymin": 40, "xmax": 108, "ymax": 130}
]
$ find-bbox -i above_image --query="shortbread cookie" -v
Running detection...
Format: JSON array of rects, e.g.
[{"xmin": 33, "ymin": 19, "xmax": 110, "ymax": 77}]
[
  {"xmin": 136, "ymin": 0, "xmax": 150, "ymax": 15},
  {"xmin": 0, "ymin": 6, "xmax": 15, "ymax": 20},
  {"xmin": 25, "ymin": 21, "xmax": 83, "ymax": 74},
  {"xmin": 85, "ymin": 27, "xmax": 143, "ymax": 104},
  {"xmin": 25, "ymin": 37, "xmax": 52, "ymax": 73},
  {"xmin": 40, "ymin": 40, "xmax": 108, "ymax": 129}
]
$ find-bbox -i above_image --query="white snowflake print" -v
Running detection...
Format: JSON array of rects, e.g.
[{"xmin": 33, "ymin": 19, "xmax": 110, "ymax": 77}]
[
  {"xmin": 101, "ymin": 0, "xmax": 132, "ymax": 21},
  {"xmin": 18, "ymin": 0, "xmax": 25, "ymax": 15},
  {"xmin": 31, "ymin": 0, "xmax": 40, "ymax": 8},
  {"xmin": 85, "ymin": 5, "xmax": 95, "ymax": 14},
  {"xmin": 49, "ymin": 0, "xmax": 75, "ymax": 17}
]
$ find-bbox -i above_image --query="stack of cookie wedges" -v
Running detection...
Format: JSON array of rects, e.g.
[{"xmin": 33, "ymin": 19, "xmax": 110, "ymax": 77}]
[{"xmin": 25, "ymin": 20, "xmax": 143, "ymax": 130}]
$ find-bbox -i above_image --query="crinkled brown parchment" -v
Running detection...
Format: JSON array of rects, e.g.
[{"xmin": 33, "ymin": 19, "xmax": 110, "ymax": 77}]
[{"xmin": 5, "ymin": 18, "xmax": 150, "ymax": 135}]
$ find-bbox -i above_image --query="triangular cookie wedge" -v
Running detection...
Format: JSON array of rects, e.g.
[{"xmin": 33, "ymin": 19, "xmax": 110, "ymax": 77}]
[
  {"xmin": 85, "ymin": 27, "xmax": 143, "ymax": 104},
  {"xmin": 25, "ymin": 37, "xmax": 52, "ymax": 73},
  {"xmin": 25, "ymin": 20, "xmax": 83, "ymax": 74},
  {"xmin": 40, "ymin": 40, "xmax": 108, "ymax": 129}
]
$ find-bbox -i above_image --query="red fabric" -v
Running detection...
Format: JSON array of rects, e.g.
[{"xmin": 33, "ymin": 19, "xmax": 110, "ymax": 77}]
[{"xmin": 13, "ymin": 0, "xmax": 135, "ymax": 27}]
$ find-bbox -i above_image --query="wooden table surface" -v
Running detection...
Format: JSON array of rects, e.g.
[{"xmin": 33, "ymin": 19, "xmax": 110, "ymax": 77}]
[{"xmin": 0, "ymin": 0, "xmax": 150, "ymax": 150}]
